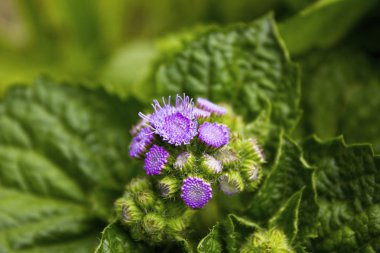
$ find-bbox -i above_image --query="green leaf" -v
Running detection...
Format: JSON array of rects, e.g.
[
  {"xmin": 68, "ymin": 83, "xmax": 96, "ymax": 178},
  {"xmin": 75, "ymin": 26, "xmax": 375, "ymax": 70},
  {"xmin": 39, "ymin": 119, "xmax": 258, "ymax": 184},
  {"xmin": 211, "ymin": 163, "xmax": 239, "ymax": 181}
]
[
  {"xmin": 269, "ymin": 189, "xmax": 303, "ymax": 244},
  {"xmin": 298, "ymin": 47, "xmax": 380, "ymax": 153},
  {"xmin": 279, "ymin": 0, "xmax": 377, "ymax": 55},
  {"xmin": 149, "ymin": 15, "xmax": 300, "ymax": 135},
  {"xmin": 223, "ymin": 214, "xmax": 260, "ymax": 253},
  {"xmin": 197, "ymin": 224, "xmax": 223, "ymax": 253},
  {"xmin": 95, "ymin": 222, "xmax": 150, "ymax": 253},
  {"xmin": 248, "ymin": 135, "xmax": 318, "ymax": 238},
  {"xmin": 302, "ymin": 136, "xmax": 380, "ymax": 252},
  {"xmin": 0, "ymin": 78, "xmax": 143, "ymax": 252}
]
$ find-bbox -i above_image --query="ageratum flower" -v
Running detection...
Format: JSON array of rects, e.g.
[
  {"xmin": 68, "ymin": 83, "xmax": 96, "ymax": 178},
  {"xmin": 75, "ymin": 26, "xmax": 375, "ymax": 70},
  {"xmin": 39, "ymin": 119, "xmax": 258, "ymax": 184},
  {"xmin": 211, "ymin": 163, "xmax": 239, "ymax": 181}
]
[
  {"xmin": 144, "ymin": 145, "xmax": 169, "ymax": 175},
  {"xmin": 139, "ymin": 95, "xmax": 197, "ymax": 146},
  {"xmin": 129, "ymin": 127, "xmax": 154, "ymax": 158},
  {"xmin": 198, "ymin": 122, "xmax": 230, "ymax": 148},
  {"xmin": 196, "ymin": 98, "xmax": 227, "ymax": 115},
  {"xmin": 181, "ymin": 177, "xmax": 212, "ymax": 209},
  {"xmin": 192, "ymin": 107, "xmax": 211, "ymax": 118}
]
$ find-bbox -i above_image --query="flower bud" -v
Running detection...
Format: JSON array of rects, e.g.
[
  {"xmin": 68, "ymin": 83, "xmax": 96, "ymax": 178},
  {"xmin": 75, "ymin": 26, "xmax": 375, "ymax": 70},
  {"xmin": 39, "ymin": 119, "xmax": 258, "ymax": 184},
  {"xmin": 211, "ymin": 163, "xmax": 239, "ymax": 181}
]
[
  {"xmin": 219, "ymin": 171, "xmax": 244, "ymax": 195},
  {"xmin": 200, "ymin": 154, "xmax": 223, "ymax": 174},
  {"xmin": 238, "ymin": 138, "xmax": 265, "ymax": 164},
  {"xmin": 142, "ymin": 213, "xmax": 166, "ymax": 242},
  {"xmin": 134, "ymin": 190, "xmax": 156, "ymax": 210},
  {"xmin": 158, "ymin": 177, "xmax": 180, "ymax": 198},
  {"xmin": 115, "ymin": 198, "xmax": 143, "ymax": 226},
  {"xmin": 240, "ymin": 229, "xmax": 293, "ymax": 253},
  {"xmin": 129, "ymin": 225, "xmax": 145, "ymax": 241},
  {"xmin": 173, "ymin": 151, "xmax": 195, "ymax": 171},
  {"xmin": 241, "ymin": 160, "xmax": 262, "ymax": 191},
  {"xmin": 126, "ymin": 178, "xmax": 151, "ymax": 194},
  {"xmin": 166, "ymin": 209, "xmax": 195, "ymax": 233},
  {"xmin": 213, "ymin": 147, "xmax": 239, "ymax": 167}
]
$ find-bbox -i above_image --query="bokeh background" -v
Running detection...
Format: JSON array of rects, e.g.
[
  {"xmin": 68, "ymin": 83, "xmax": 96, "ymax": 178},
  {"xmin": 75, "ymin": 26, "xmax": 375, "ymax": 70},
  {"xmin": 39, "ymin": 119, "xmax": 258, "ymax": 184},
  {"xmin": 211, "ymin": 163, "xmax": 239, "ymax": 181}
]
[{"xmin": 1, "ymin": 0, "xmax": 380, "ymax": 150}]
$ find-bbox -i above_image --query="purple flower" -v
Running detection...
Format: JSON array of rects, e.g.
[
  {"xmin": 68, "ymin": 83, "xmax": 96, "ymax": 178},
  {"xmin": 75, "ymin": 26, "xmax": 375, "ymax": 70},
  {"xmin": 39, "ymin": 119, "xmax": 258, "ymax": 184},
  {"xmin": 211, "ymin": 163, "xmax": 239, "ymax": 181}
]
[
  {"xmin": 196, "ymin": 98, "xmax": 226, "ymax": 115},
  {"xmin": 144, "ymin": 145, "xmax": 169, "ymax": 175},
  {"xmin": 130, "ymin": 114, "xmax": 150, "ymax": 136},
  {"xmin": 139, "ymin": 95, "xmax": 198, "ymax": 146},
  {"xmin": 192, "ymin": 107, "xmax": 211, "ymax": 118},
  {"xmin": 129, "ymin": 127, "xmax": 154, "ymax": 158},
  {"xmin": 181, "ymin": 177, "xmax": 212, "ymax": 209},
  {"xmin": 198, "ymin": 122, "xmax": 230, "ymax": 148},
  {"xmin": 174, "ymin": 152, "xmax": 190, "ymax": 170}
]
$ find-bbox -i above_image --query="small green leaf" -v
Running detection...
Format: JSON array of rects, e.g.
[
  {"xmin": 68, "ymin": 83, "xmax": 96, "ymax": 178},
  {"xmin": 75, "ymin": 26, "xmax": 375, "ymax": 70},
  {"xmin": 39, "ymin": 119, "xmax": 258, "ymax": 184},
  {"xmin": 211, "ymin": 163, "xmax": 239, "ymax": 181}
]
[
  {"xmin": 302, "ymin": 136, "xmax": 380, "ymax": 252},
  {"xmin": 95, "ymin": 222, "xmax": 150, "ymax": 253},
  {"xmin": 197, "ymin": 224, "xmax": 223, "ymax": 253},
  {"xmin": 248, "ymin": 135, "xmax": 318, "ymax": 238},
  {"xmin": 223, "ymin": 214, "xmax": 260, "ymax": 253},
  {"xmin": 269, "ymin": 189, "xmax": 303, "ymax": 243}
]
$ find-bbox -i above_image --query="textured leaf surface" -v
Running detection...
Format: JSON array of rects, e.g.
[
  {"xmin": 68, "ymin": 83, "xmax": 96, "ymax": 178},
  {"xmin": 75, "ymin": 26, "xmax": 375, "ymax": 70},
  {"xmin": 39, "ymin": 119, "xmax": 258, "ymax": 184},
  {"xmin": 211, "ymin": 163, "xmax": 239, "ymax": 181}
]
[
  {"xmin": 197, "ymin": 224, "xmax": 222, "ymax": 253},
  {"xmin": 302, "ymin": 136, "xmax": 380, "ymax": 252},
  {"xmin": 248, "ymin": 135, "xmax": 318, "ymax": 238},
  {"xmin": 149, "ymin": 15, "xmax": 300, "ymax": 135},
  {"xmin": 0, "ymin": 78, "xmax": 142, "ymax": 252},
  {"xmin": 95, "ymin": 222, "xmax": 150, "ymax": 253}
]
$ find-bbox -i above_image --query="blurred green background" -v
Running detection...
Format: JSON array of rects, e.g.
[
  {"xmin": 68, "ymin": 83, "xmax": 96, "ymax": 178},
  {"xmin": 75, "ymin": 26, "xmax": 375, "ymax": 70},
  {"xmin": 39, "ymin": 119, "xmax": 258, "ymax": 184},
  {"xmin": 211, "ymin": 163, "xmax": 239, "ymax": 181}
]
[{"xmin": 1, "ymin": 0, "xmax": 380, "ymax": 150}]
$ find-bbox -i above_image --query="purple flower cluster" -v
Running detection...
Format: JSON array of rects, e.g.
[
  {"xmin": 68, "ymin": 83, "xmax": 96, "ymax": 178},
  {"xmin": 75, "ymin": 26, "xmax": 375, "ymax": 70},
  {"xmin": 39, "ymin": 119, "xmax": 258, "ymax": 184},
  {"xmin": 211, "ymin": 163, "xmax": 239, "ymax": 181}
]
[{"xmin": 129, "ymin": 94, "xmax": 245, "ymax": 209}]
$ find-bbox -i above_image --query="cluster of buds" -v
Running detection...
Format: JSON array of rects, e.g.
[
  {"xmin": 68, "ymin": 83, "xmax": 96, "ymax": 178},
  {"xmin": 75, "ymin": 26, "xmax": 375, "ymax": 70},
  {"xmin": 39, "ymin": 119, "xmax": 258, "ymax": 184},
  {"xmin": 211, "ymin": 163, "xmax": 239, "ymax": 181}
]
[
  {"xmin": 115, "ymin": 178, "xmax": 195, "ymax": 243},
  {"xmin": 116, "ymin": 94, "xmax": 265, "ymax": 243}
]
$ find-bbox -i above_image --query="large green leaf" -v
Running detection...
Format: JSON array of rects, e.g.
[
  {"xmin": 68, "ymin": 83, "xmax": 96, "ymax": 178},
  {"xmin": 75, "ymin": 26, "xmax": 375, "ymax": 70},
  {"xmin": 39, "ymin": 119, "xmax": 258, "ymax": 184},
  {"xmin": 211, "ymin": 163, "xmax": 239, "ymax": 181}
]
[
  {"xmin": 148, "ymin": 15, "xmax": 300, "ymax": 135},
  {"xmin": 0, "ymin": 78, "xmax": 143, "ymax": 252},
  {"xmin": 279, "ymin": 0, "xmax": 377, "ymax": 55},
  {"xmin": 248, "ymin": 135, "xmax": 318, "ymax": 239},
  {"xmin": 302, "ymin": 136, "xmax": 380, "ymax": 252},
  {"xmin": 298, "ymin": 47, "xmax": 380, "ymax": 153},
  {"xmin": 197, "ymin": 224, "xmax": 223, "ymax": 253}
]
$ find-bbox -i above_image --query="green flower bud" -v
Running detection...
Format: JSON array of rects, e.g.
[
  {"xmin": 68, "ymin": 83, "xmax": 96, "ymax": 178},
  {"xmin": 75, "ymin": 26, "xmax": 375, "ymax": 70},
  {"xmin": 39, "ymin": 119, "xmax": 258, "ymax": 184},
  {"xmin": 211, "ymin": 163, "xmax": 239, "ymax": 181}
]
[
  {"xmin": 142, "ymin": 213, "xmax": 166, "ymax": 242},
  {"xmin": 115, "ymin": 198, "xmax": 143, "ymax": 226},
  {"xmin": 240, "ymin": 229, "xmax": 294, "ymax": 253},
  {"xmin": 239, "ymin": 138, "xmax": 265, "ymax": 164},
  {"xmin": 241, "ymin": 160, "xmax": 262, "ymax": 191},
  {"xmin": 158, "ymin": 177, "xmax": 179, "ymax": 198},
  {"xmin": 130, "ymin": 224, "xmax": 145, "ymax": 241},
  {"xmin": 219, "ymin": 171, "xmax": 244, "ymax": 195},
  {"xmin": 173, "ymin": 151, "xmax": 195, "ymax": 171},
  {"xmin": 200, "ymin": 154, "xmax": 223, "ymax": 174},
  {"xmin": 126, "ymin": 178, "xmax": 151, "ymax": 194},
  {"xmin": 167, "ymin": 209, "xmax": 195, "ymax": 234},
  {"xmin": 134, "ymin": 190, "xmax": 156, "ymax": 210},
  {"xmin": 214, "ymin": 147, "xmax": 239, "ymax": 167}
]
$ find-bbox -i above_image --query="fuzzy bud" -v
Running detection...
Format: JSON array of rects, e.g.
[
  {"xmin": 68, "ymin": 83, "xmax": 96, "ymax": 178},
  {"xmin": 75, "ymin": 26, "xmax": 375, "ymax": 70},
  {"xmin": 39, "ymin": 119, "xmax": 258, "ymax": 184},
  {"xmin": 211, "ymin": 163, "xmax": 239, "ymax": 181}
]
[
  {"xmin": 115, "ymin": 198, "xmax": 143, "ymax": 226},
  {"xmin": 214, "ymin": 147, "xmax": 239, "ymax": 167},
  {"xmin": 240, "ymin": 229, "xmax": 294, "ymax": 253},
  {"xmin": 239, "ymin": 139, "xmax": 265, "ymax": 164},
  {"xmin": 219, "ymin": 171, "xmax": 244, "ymax": 195},
  {"xmin": 134, "ymin": 190, "xmax": 156, "ymax": 210},
  {"xmin": 142, "ymin": 213, "xmax": 166, "ymax": 242},
  {"xmin": 158, "ymin": 177, "xmax": 180, "ymax": 198},
  {"xmin": 173, "ymin": 151, "xmax": 195, "ymax": 171},
  {"xmin": 241, "ymin": 160, "xmax": 262, "ymax": 191},
  {"xmin": 126, "ymin": 178, "xmax": 151, "ymax": 194},
  {"xmin": 200, "ymin": 154, "xmax": 223, "ymax": 174}
]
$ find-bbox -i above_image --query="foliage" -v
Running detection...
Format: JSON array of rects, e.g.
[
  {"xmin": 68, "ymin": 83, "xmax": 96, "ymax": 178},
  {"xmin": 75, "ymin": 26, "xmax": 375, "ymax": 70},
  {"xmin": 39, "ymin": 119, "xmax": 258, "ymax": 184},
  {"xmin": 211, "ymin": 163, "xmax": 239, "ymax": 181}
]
[{"xmin": 0, "ymin": 0, "xmax": 379, "ymax": 252}]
